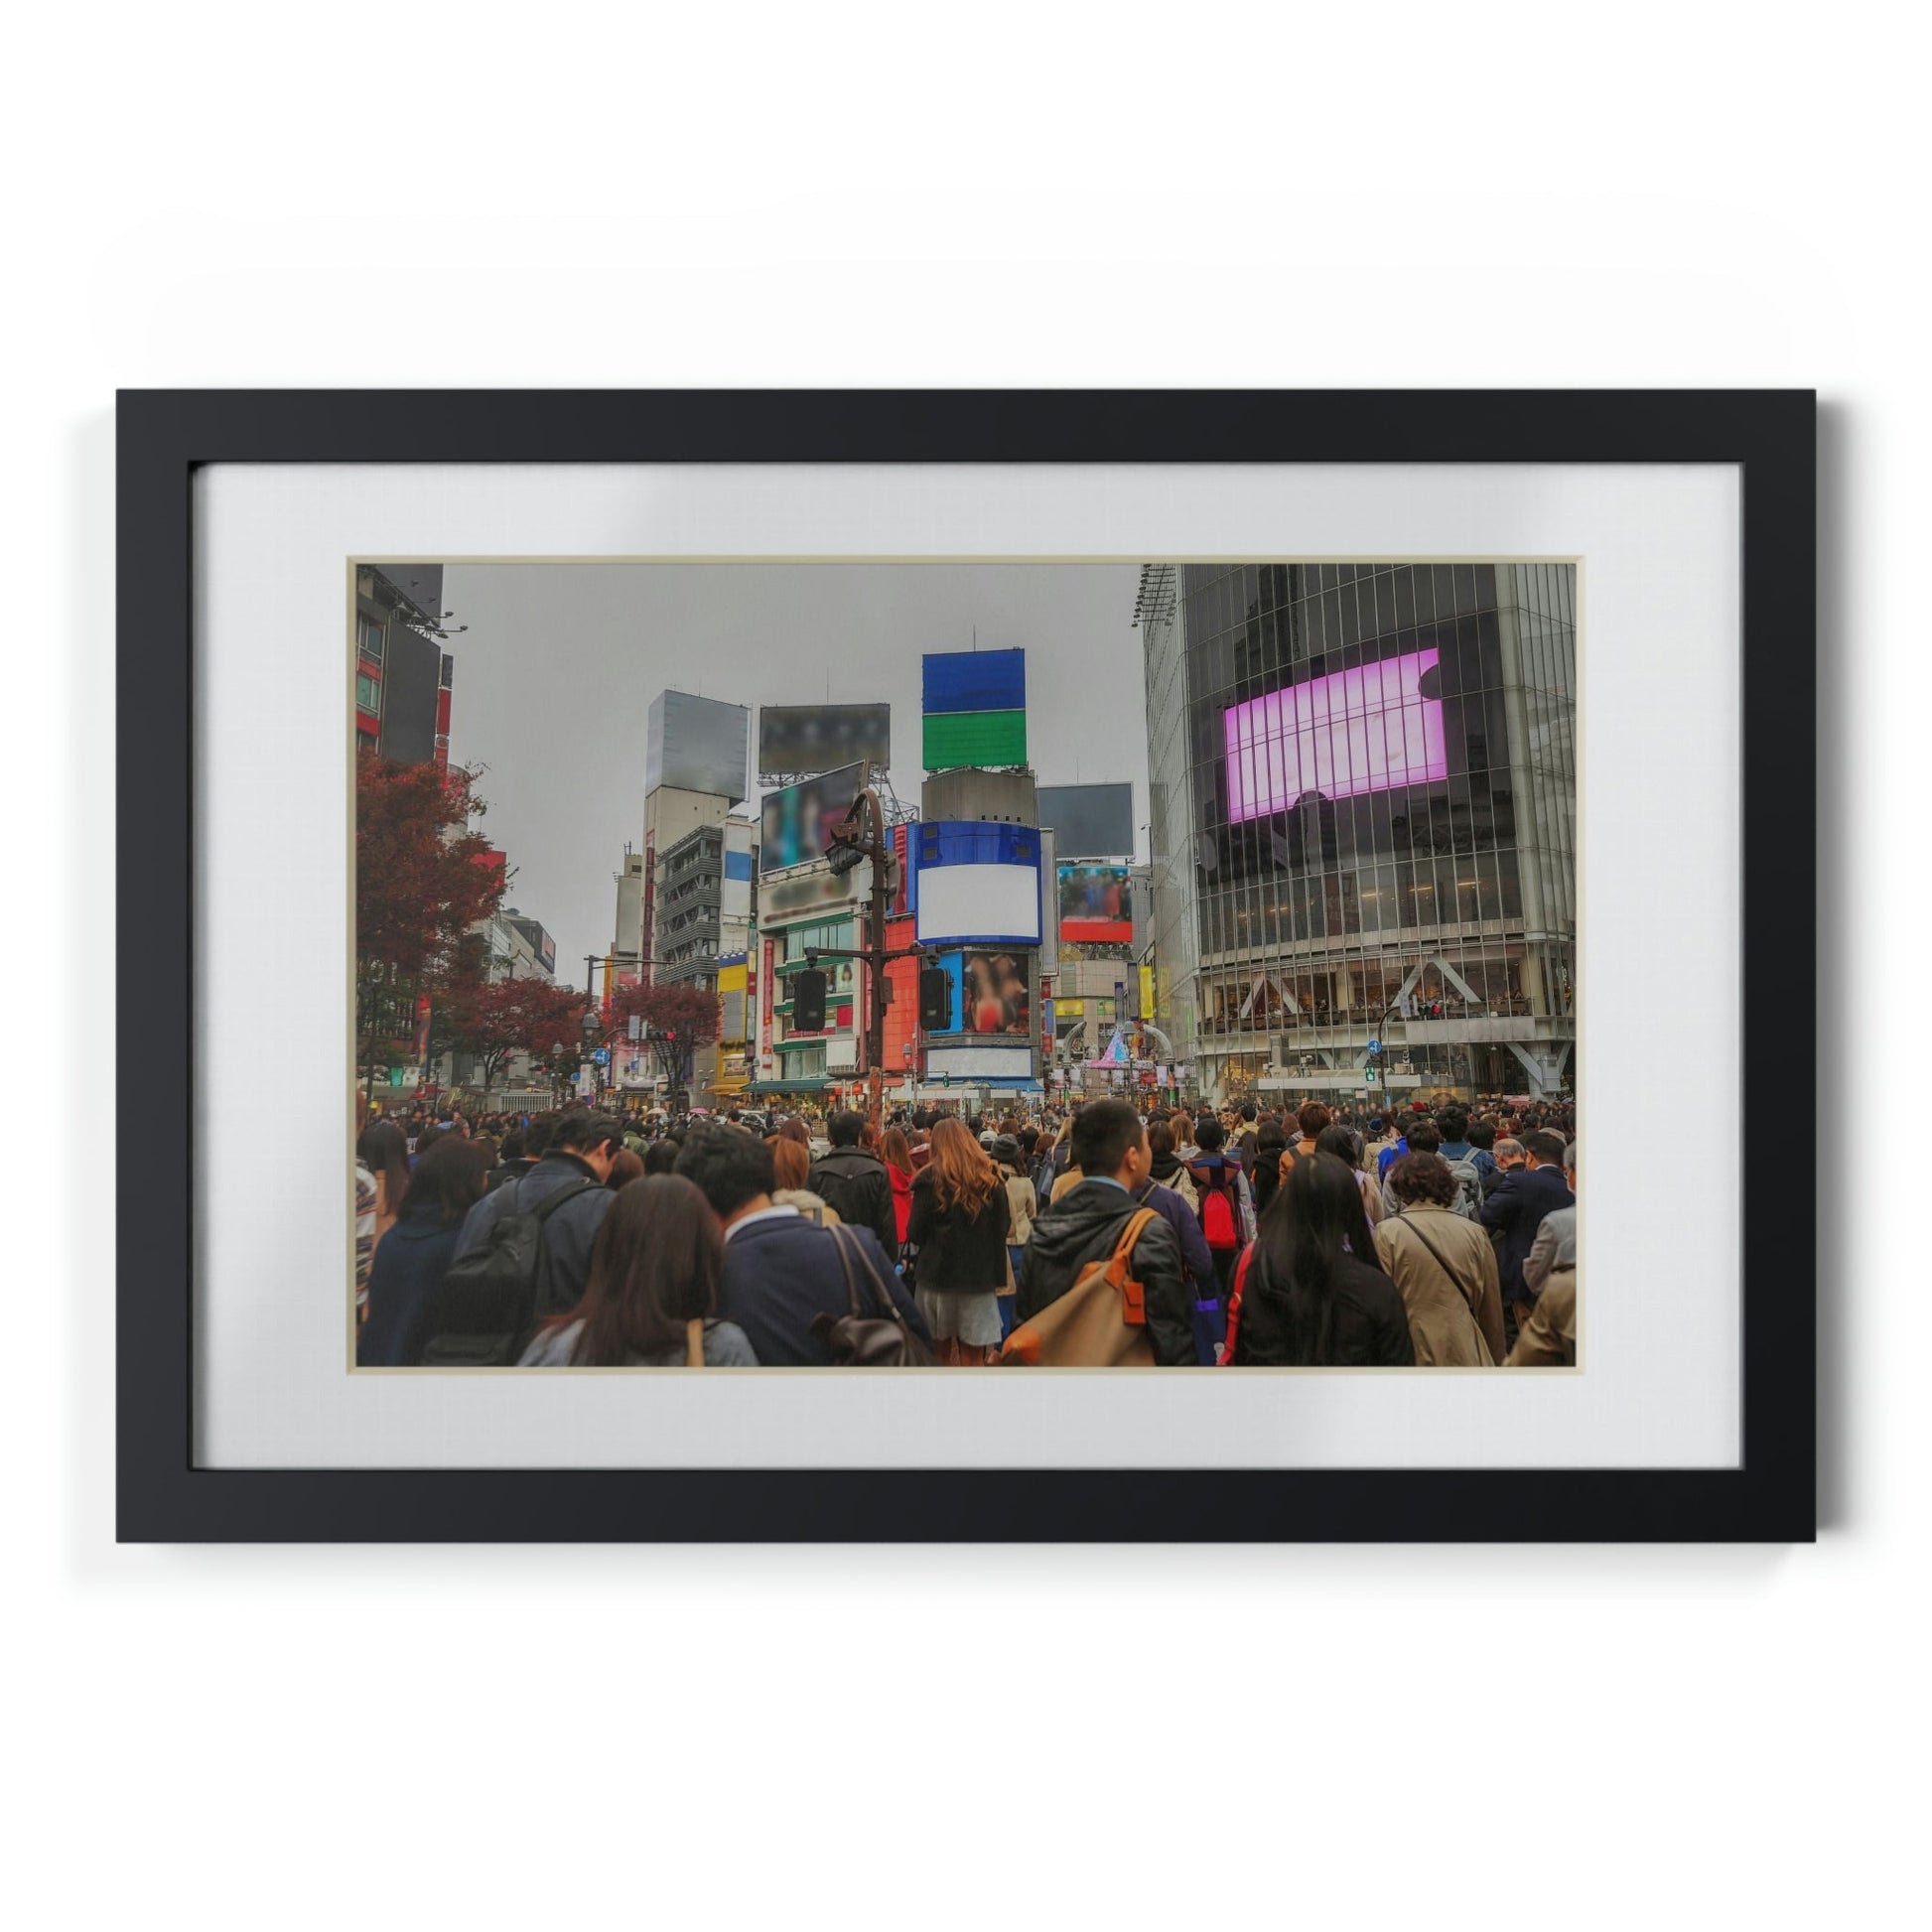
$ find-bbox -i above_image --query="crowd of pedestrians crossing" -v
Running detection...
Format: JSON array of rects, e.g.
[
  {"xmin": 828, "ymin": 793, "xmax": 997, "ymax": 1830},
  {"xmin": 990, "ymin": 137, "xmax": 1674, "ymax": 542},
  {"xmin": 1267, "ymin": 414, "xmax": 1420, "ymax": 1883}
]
[{"xmin": 352, "ymin": 1089, "xmax": 1577, "ymax": 1371}]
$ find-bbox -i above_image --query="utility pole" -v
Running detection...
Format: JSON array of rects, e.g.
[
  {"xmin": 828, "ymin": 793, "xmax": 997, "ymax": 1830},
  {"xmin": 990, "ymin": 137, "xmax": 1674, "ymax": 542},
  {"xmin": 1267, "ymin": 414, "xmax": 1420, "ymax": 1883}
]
[{"xmin": 824, "ymin": 786, "xmax": 896, "ymax": 1136}]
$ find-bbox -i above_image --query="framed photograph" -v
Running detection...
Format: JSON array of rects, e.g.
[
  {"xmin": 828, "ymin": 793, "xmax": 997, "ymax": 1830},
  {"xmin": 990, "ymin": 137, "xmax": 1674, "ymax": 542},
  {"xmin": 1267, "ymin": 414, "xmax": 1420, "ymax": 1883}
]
[{"xmin": 119, "ymin": 389, "xmax": 1815, "ymax": 1541}]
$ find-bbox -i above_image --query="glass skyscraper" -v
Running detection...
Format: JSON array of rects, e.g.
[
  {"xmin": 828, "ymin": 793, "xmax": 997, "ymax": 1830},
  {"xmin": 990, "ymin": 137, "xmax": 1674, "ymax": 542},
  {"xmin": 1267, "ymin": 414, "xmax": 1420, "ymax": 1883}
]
[{"xmin": 1140, "ymin": 560, "xmax": 1577, "ymax": 1106}]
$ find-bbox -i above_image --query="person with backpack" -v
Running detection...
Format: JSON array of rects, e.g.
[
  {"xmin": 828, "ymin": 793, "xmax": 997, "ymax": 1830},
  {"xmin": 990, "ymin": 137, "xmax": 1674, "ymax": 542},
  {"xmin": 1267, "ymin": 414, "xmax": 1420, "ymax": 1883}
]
[
  {"xmin": 1130, "ymin": 1122, "xmax": 1224, "ymax": 1363},
  {"xmin": 807, "ymin": 1110, "xmax": 899, "ymax": 1260},
  {"xmin": 1222, "ymin": 1153, "xmax": 1414, "ymax": 1367},
  {"xmin": 519, "ymin": 1173, "xmax": 758, "ymax": 1367},
  {"xmin": 1281, "ymin": 1101, "xmax": 1331, "ymax": 1174},
  {"xmin": 1374, "ymin": 1152, "xmax": 1507, "ymax": 1365},
  {"xmin": 449, "ymin": 1109, "xmax": 624, "ymax": 1323},
  {"xmin": 357, "ymin": 1135, "xmax": 496, "ymax": 1365},
  {"xmin": 1465, "ymin": 1116, "xmax": 1502, "ymax": 1195},
  {"xmin": 1185, "ymin": 1115, "xmax": 1254, "ymax": 1309},
  {"xmin": 1011, "ymin": 1100, "xmax": 1194, "ymax": 1366}
]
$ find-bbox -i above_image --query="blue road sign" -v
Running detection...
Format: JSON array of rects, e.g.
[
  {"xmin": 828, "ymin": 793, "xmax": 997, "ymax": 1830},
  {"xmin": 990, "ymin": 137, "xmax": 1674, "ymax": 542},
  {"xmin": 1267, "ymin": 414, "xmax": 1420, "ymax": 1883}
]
[
  {"xmin": 1367, "ymin": 1037, "xmax": 1381, "ymax": 1054},
  {"xmin": 593, "ymin": 1047, "xmax": 611, "ymax": 1066}
]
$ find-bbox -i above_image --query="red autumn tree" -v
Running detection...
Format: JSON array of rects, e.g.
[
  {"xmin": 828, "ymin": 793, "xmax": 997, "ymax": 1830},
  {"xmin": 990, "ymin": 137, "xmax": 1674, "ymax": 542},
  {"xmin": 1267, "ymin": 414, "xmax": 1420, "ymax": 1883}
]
[
  {"xmin": 606, "ymin": 978, "xmax": 722, "ymax": 1091},
  {"xmin": 444, "ymin": 976, "xmax": 588, "ymax": 1093},
  {"xmin": 355, "ymin": 751, "xmax": 504, "ymax": 1091}
]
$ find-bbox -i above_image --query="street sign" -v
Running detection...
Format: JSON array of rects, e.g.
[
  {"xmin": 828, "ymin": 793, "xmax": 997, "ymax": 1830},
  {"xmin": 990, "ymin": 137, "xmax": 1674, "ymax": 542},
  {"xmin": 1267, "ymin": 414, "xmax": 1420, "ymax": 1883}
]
[
  {"xmin": 1368, "ymin": 1037, "xmax": 1381, "ymax": 1053},
  {"xmin": 627, "ymin": 1015, "xmax": 641, "ymax": 1040},
  {"xmin": 593, "ymin": 1047, "xmax": 611, "ymax": 1066}
]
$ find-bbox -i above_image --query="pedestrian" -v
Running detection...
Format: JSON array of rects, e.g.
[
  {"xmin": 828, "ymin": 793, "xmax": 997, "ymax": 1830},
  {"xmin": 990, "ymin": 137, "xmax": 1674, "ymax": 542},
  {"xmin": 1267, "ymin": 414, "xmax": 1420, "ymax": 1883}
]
[
  {"xmin": 1251, "ymin": 1116, "xmax": 1289, "ymax": 1217},
  {"xmin": 353, "ymin": 1155, "xmax": 377, "ymax": 1320},
  {"xmin": 991, "ymin": 1134, "xmax": 1036, "ymax": 1340},
  {"xmin": 519, "ymin": 1173, "xmax": 758, "ymax": 1367},
  {"xmin": 1521, "ymin": 1141, "xmax": 1578, "ymax": 1299},
  {"xmin": 1041, "ymin": 1115, "xmax": 1080, "ymax": 1204},
  {"xmin": 906, "ymin": 1118, "xmax": 1013, "ymax": 1363},
  {"xmin": 357, "ymin": 1135, "xmax": 496, "ymax": 1365},
  {"xmin": 1479, "ymin": 1128, "xmax": 1576, "ymax": 1333},
  {"xmin": 1465, "ymin": 1117, "xmax": 1501, "ymax": 1195},
  {"xmin": 1222, "ymin": 1154, "xmax": 1414, "ymax": 1367},
  {"xmin": 1234, "ymin": 1101, "xmax": 1260, "ymax": 1170},
  {"xmin": 642, "ymin": 1137, "xmax": 681, "ymax": 1175},
  {"xmin": 605, "ymin": 1146, "xmax": 645, "ymax": 1191},
  {"xmin": 485, "ymin": 1111, "xmax": 555, "ymax": 1192},
  {"xmin": 673, "ymin": 1124, "xmax": 927, "ymax": 1367},
  {"xmin": 1185, "ymin": 1115, "xmax": 1255, "ymax": 1307},
  {"xmin": 1316, "ymin": 1122, "xmax": 1383, "ymax": 1230},
  {"xmin": 807, "ymin": 1110, "xmax": 900, "ymax": 1259},
  {"xmin": 880, "ymin": 1124, "xmax": 916, "ymax": 1251},
  {"xmin": 1281, "ymin": 1101, "xmax": 1330, "ymax": 1175},
  {"xmin": 1374, "ymin": 1152, "xmax": 1507, "ymax": 1364},
  {"xmin": 771, "ymin": 1136, "xmax": 840, "ymax": 1225},
  {"xmin": 1015, "ymin": 1100, "xmax": 1195, "ymax": 1365},
  {"xmin": 1130, "ymin": 1121, "xmax": 1224, "ymax": 1362},
  {"xmin": 1144, "ymin": 1119, "xmax": 1199, "ymax": 1212},
  {"xmin": 355, "ymin": 1121, "xmax": 410, "ymax": 1263},
  {"xmin": 453, "ymin": 1110, "xmax": 624, "ymax": 1320}
]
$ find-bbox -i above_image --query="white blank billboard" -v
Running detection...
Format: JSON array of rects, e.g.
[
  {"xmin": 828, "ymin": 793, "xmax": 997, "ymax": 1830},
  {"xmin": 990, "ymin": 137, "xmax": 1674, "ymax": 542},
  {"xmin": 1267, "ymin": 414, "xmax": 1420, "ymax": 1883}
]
[
  {"xmin": 915, "ymin": 863, "xmax": 1042, "ymax": 945},
  {"xmin": 925, "ymin": 1042, "xmax": 1034, "ymax": 1079}
]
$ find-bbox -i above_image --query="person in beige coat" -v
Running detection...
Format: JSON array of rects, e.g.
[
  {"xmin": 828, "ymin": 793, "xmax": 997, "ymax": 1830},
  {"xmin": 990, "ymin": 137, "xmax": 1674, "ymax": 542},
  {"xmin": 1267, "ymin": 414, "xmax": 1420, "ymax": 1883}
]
[
  {"xmin": 1373, "ymin": 1152, "xmax": 1507, "ymax": 1365},
  {"xmin": 1507, "ymin": 1267, "xmax": 1577, "ymax": 1366}
]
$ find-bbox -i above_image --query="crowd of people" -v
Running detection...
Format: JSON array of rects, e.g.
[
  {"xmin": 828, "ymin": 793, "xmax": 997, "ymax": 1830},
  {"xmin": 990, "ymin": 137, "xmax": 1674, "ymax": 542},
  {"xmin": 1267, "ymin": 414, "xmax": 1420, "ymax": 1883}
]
[{"xmin": 351, "ymin": 1092, "xmax": 1577, "ymax": 1371}]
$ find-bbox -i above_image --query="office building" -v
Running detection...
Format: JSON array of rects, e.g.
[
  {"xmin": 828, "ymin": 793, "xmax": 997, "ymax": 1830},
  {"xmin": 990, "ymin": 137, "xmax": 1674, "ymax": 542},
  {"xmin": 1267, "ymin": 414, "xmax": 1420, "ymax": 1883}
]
[
  {"xmin": 1140, "ymin": 561, "xmax": 1577, "ymax": 1105},
  {"xmin": 353, "ymin": 564, "xmax": 454, "ymax": 766}
]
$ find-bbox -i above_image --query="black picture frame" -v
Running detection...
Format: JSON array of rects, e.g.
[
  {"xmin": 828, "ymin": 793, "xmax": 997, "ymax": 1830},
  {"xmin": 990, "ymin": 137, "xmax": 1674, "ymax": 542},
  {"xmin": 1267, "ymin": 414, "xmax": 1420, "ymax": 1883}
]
[{"xmin": 118, "ymin": 389, "xmax": 1816, "ymax": 1543}]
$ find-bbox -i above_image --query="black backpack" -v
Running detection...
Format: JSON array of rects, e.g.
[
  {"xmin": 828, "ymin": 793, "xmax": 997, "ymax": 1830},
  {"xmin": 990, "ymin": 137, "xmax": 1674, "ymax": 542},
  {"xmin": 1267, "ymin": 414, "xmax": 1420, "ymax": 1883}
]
[{"xmin": 422, "ymin": 1176, "xmax": 597, "ymax": 1366}]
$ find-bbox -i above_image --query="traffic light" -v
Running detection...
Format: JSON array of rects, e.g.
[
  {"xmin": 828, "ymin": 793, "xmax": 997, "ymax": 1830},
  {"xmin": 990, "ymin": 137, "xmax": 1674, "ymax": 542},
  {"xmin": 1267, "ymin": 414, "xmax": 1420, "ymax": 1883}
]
[
  {"xmin": 1363, "ymin": 1064, "xmax": 1380, "ymax": 1086},
  {"xmin": 825, "ymin": 835, "xmax": 867, "ymax": 879},
  {"xmin": 791, "ymin": 968, "xmax": 828, "ymax": 1032},
  {"xmin": 918, "ymin": 965, "xmax": 952, "ymax": 1032}
]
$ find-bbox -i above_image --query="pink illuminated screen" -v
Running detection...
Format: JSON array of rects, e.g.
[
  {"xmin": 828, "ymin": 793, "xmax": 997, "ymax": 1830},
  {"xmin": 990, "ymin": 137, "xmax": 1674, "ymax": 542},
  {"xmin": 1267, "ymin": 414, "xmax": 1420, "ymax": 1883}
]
[{"xmin": 1223, "ymin": 647, "xmax": 1448, "ymax": 819}]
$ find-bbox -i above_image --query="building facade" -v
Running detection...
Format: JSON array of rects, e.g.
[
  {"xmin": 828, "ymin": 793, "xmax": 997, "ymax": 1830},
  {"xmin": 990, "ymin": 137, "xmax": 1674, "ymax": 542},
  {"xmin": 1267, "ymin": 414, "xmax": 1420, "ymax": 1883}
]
[
  {"xmin": 652, "ymin": 816, "xmax": 757, "ymax": 1096},
  {"xmin": 353, "ymin": 564, "xmax": 453, "ymax": 766},
  {"xmin": 1141, "ymin": 560, "xmax": 1577, "ymax": 1106}
]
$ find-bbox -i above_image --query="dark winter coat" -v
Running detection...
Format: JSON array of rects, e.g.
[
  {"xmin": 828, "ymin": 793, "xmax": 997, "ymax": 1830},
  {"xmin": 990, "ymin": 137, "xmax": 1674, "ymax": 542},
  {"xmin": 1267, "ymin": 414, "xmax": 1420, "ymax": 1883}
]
[
  {"xmin": 454, "ymin": 1152, "xmax": 615, "ymax": 1318},
  {"xmin": 807, "ymin": 1146, "xmax": 900, "ymax": 1259},
  {"xmin": 357, "ymin": 1207, "xmax": 467, "ymax": 1366},
  {"xmin": 1478, "ymin": 1163, "xmax": 1577, "ymax": 1304},
  {"xmin": 1225, "ymin": 1245, "xmax": 1415, "ymax": 1367},
  {"xmin": 1017, "ymin": 1178, "xmax": 1195, "ymax": 1366},
  {"xmin": 905, "ymin": 1172, "xmax": 1011, "ymax": 1292},
  {"xmin": 720, "ymin": 1210, "xmax": 930, "ymax": 1367}
]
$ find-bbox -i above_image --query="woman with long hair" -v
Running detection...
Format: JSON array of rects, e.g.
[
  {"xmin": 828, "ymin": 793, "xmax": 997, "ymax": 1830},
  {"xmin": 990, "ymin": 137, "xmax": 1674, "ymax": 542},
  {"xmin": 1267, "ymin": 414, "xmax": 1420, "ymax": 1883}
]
[
  {"xmin": 356, "ymin": 1121, "xmax": 411, "ymax": 1255},
  {"xmin": 1316, "ymin": 1121, "xmax": 1383, "ymax": 1230},
  {"xmin": 1250, "ymin": 1117, "xmax": 1289, "ymax": 1217},
  {"xmin": 1223, "ymin": 1153, "xmax": 1414, "ymax": 1367},
  {"xmin": 880, "ymin": 1125, "xmax": 916, "ymax": 1249},
  {"xmin": 356, "ymin": 1134, "xmax": 495, "ymax": 1366},
  {"xmin": 520, "ymin": 1173, "xmax": 758, "ymax": 1366},
  {"xmin": 769, "ymin": 1136, "xmax": 839, "ymax": 1226},
  {"xmin": 905, "ymin": 1116, "xmax": 1012, "ymax": 1363}
]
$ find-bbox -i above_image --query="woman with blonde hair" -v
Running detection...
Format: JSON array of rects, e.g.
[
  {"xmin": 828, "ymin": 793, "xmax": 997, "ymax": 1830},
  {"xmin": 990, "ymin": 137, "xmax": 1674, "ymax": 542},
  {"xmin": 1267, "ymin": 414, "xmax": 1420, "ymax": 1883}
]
[
  {"xmin": 905, "ymin": 1116, "xmax": 1012, "ymax": 1363},
  {"xmin": 768, "ymin": 1135, "xmax": 839, "ymax": 1227}
]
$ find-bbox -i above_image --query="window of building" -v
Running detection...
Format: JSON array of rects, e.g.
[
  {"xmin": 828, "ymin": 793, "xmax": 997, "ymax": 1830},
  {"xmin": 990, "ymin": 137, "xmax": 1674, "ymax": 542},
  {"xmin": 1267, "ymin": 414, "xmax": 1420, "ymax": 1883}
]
[
  {"xmin": 355, "ymin": 672, "xmax": 380, "ymax": 711},
  {"xmin": 357, "ymin": 617, "xmax": 385, "ymax": 662}
]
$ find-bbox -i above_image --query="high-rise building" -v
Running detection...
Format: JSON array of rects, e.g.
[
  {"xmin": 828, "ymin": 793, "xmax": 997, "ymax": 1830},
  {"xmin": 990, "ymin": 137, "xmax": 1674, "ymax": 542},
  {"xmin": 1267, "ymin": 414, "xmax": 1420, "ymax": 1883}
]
[
  {"xmin": 1140, "ymin": 561, "xmax": 1577, "ymax": 1106},
  {"xmin": 639, "ymin": 691, "xmax": 752, "ymax": 983},
  {"xmin": 354, "ymin": 564, "xmax": 454, "ymax": 766}
]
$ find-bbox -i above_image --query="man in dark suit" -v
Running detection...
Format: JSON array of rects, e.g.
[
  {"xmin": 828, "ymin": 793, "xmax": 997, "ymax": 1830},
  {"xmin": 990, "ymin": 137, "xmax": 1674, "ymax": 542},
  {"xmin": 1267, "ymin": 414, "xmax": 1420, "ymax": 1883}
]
[
  {"xmin": 1478, "ymin": 1126, "xmax": 1576, "ymax": 1321},
  {"xmin": 675, "ymin": 1124, "xmax": 931, "ymax": 1366}
]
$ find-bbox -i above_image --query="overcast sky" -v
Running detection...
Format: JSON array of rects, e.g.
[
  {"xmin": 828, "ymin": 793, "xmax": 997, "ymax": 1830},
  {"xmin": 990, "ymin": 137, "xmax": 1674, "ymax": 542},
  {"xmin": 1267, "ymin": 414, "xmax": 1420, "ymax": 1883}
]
[{"xmin": 441, "ymin": 562, "xmax": 1148, "ymax": 987}]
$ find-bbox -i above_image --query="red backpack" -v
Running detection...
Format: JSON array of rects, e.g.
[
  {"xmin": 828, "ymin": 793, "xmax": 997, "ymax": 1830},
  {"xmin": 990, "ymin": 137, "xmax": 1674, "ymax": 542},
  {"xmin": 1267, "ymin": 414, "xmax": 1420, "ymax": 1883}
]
[{"xmin": 1189, "ymin": 1161, "xmax": 1240, "ymax": 1251}]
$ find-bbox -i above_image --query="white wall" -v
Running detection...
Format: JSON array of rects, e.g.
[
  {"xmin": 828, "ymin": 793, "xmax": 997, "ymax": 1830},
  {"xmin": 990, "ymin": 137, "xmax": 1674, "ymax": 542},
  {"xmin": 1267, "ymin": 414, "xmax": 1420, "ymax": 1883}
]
[{"xmin": 17, "ymin": 6, "xmax": 1922, "ymax": 1929}]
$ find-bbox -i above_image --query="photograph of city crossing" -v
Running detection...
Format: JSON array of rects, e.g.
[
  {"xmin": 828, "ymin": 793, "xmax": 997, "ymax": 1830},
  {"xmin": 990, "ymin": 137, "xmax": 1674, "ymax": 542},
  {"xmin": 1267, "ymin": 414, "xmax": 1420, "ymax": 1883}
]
[{"xmin": 353, "ymin": 560, "xmax": 1577, "ymax": 1371}]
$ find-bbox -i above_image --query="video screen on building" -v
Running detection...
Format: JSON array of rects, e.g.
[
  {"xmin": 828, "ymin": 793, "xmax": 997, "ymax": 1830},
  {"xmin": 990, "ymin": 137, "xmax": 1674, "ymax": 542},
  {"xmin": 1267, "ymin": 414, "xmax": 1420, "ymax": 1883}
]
[
  {"xmin": 759, "ymin": 759, "xmax": 867, "ymax": 874},
  {"xmin": 1036, "ymin": 782, "xmax": 1134, "ymax": 859},
  {"xmin": 1057, "ymin": 864, "xmax": 1134, "ymax": 943},
  {"xmin": 932, "ymin": 949, "xmax": 1031, "ymax": 1036},
  {"xmin": 758, "ymin": 704, "xmax": 892, "ymax": 777},
  {"xmin": 1223, "ymin": 647, "xmax": 1448, "ymax": 819}
]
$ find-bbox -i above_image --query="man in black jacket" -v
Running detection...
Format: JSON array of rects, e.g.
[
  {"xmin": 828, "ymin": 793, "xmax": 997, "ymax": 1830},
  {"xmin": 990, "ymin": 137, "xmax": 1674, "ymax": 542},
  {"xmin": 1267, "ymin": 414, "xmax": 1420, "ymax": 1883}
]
[
  {"xmin": 1016, "ymin": 1099, "xmax": 1195, "ymax": 1365},
  {"xmin": 1479, "ymin": 1127, "xmax": 1576, "ymax": 1312},
  {"xmin": 807, "ymin": 1111, "xmax": 900, "ymax": 1259}
]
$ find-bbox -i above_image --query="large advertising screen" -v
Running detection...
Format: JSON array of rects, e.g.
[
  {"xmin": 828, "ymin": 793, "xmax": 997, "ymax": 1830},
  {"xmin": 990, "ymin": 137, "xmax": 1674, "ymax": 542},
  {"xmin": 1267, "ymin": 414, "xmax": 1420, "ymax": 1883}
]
[
  {"xmin": 1036, "ymin": 782, "xmax": 1134, "ymax": 859},
  {"xmin": 758, "ymin": 704, "xmax": 892, "ymax": 776},
  {"xmin": 913, "ymin": 821, "xmax": 1042, "ymax": 945},
  {"xmin": 1057, "ymin": 864, "xmax": 1134, "ymax": 943},
  {"xmin": 759, "ymin": 760, "xmax": 867, "ymax": 875},
  {"xmin": 1223, "ymin": 647, "xmax": 1448, "ymax": 820},
  {"xmin": 930, "ymin": 950, "xmax": 1031, "ymax": 1036},
  {"xmin": 647, "ymin": 691, "xmax": 752, "ymax": 802}
]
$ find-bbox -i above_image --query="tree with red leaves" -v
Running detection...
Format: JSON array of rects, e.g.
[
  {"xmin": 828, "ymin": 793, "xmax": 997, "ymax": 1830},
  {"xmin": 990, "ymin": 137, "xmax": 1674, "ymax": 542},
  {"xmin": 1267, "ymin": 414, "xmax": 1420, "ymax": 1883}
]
[
  {"xmin": 355, "ymin": 751, "xmax": 504, "ymax": 1096},
  {"xmin": 606, "ymin": 978, "xmax": 721, "ymax": 1094},
  {"xmin": 444, "ymin": 976, "xmax": 588, "ymax": 1094}
]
